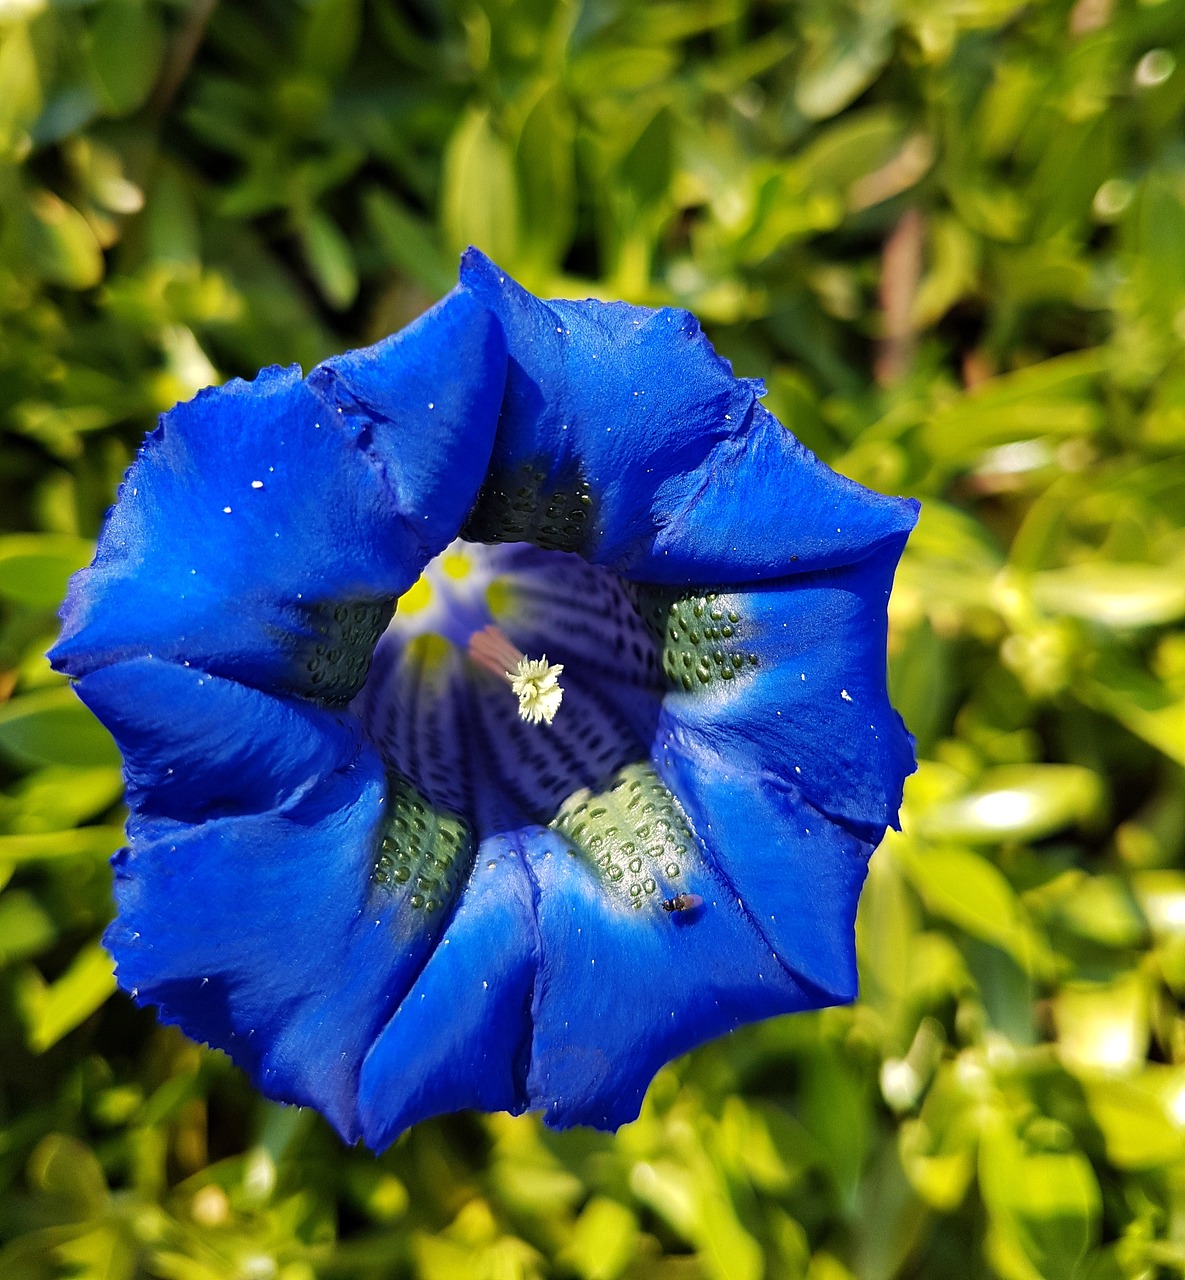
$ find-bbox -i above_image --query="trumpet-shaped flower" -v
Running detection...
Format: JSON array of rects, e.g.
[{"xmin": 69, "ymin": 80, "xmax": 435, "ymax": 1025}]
[{"xmin": 51, "ymin": 250, "xmax": 918, "ymax": 1148}]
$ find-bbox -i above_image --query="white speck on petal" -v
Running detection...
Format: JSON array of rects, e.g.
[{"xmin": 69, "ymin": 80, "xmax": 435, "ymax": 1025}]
[
  {"xmin": 223, "ymin": 506, "xmax": 232, "ymax": 514},
  {"xmin": 250, "ymin": 480, "xmax": 264, "ymax": 489},
  {"xmin": 840, "ymin": 689, "xmax": 853, "ymax": 702}
]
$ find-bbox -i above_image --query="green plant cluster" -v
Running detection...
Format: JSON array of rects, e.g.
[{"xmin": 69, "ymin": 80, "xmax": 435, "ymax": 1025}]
[{"xmin": 2, "ymin": 0, "xmax": 1185, "ymax": 1276}]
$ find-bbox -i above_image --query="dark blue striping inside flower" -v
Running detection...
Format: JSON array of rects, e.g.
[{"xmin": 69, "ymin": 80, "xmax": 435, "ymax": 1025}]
[
  {"xmin": 51, "ymin": 250, "xmax": 919, "ymax": 1146},
  {"xmin": 358, "ymin": 541, "xmax": 666, "ymax": 827}
]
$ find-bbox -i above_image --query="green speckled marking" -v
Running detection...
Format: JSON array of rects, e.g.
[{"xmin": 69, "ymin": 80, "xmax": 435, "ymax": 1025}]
[
  {"xmin": 374, "ymin": 775, "xmax": 474, "ymax": 913},
  {"xmin": 463, "ymin": 459, "xmax": 593, "ymax": 553},
  {"xmin": 638, "ymin": 588, "xmax": 758, "ymax": 692},
  {"xmin": 549, "ymin": 763, "xmax": 696, "ymax": 910},
  {"xmin": 297, "ymin": 598, "xmax": 394, "ymax": 704}
]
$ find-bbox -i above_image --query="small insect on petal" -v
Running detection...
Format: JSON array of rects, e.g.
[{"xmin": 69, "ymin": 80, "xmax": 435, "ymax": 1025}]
[{"xmin": 662, "ymin": 892, "xmax": 703, "ymax": 914}]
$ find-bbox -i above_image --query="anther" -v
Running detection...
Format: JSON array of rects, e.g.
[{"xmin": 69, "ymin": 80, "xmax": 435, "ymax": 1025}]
[{"xmin": 468, "ymin": 625, "xmax": 565, "ymax": 726}]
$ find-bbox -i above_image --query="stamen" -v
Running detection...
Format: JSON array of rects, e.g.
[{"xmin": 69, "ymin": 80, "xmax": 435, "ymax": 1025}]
[{"xmin": 467, "ymin": 625, "xmax": 565, "ymax": 726}]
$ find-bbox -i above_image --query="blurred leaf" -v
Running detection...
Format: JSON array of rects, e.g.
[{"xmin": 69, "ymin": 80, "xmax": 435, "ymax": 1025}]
[
  {"xmin": 922, "ymin": 351, "xmax": 1106, "ymax": 466},
  {"xmin": 18, "ymin": 942, "xmax": 116, "ymax": 1053},
  {"xmin": 0, "ymin": 18, "xmax": 41, "ymax": 160},
  {"xmin": 1133, "ymin": 870, "xmax": 1185, "ymax": 940},
  {"xmin": 0, "ymin": 687, "xmax": 120, "ymax": 768},
  {"xmin": 1055, "ymin": 974, "xmax": 1149, "ymax": 1074},
  {"xmin": 0, "ymin": 534, "xmax": 93, "ymax": 608},
  {"xmin": 1032, "ymin": 560, "xmax": 1185, "ymax": 629},
  {"xmin": 28, "ymin": 1133, "xmax": 108, "ymax": 1216},
  {"xmin": 559, "ymin": 1196, "xmax": 638, "ymax": 1280},
  {"xmin": 516, "ymin": 84, "xmax": 576, "ymax": 272},
  {"xmin": 298, "ymin": 0, "xmax": 361, "ymax": 77},
  {"xmin": 1085, "ymin": 653, "xmax": 1185, "ymax": 767},
  {"xmin": 364, "ymin": 188, "xmax": 454, "ymax": 296},
  {"xmin": 898, "ymin": 1067, "xmax": 977, "ymax": 1211},
  {"xmin": 0, "ymin": 890, "xmax": 56, "ymax": 966},
  {"xmin": 1040, "ymin": 874, "xmax": 1146, "ymax": 950},
  {"xmin": 918, "ymin": 765, "xmax": 1102, "ymax": 844},
  {"xmin": 979, "ymin": 1119, "xmax": 1101, "ymax": 1280},
  {"xmin": 18, "ymin": 188, "xmax": 104, "ymax": 289},
  {"xmin": 899, "ymin": 842, "xmax": 1045, "ymax": 970},
  {"xmin": 1078, "ymin": 1071, "xmax": 1185, "ymax": 1170},
  {"xmin": 90, "ymin": 0, "xmax": 164, "ymax": 116},
  {"xmin": 795, "ymin": 6, "xmax": 894, "ymax": 121},
  {"xmin": 299, "ymin": 208, "xmax": 357, "ymax": 310},
  {"xmin": 0, "ymin": 826, "xmax": 124, "ymax": 864},
  {"xmin": 442, "ymin": 106, "xmax": 519, "ymax": 262}
]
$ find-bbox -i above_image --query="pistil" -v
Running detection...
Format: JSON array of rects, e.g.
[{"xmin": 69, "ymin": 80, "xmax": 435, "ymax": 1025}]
[{"xmin": 468, "ymin": 625, "xmax": 565, "ymax": 726}]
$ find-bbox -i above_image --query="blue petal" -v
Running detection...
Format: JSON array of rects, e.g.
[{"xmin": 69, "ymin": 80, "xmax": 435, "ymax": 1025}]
[
  {"xmin": 51, "ymin": 289, "xmax": 505, "ymax": 701},
  {"xmin": 657, "ymin": 744, "xmax": 874, "ymax": 1003},
  {"xmin": 459, "ymin": 249, "xmax": 918, "ymax": 581},
  {"xmin": 309, "ymin": 289, "xmax": 507, "ymax": 554},
  {"xmin": 91, "ymin": 662, "xmax": 474, "ymax": 1142},
  {"xmin": 358, "ymin": 834, "xmax": 539, "ymax": 1148},
  {"xmin": 74, "ymin": 656, "xmax": 360, "ymax": 823},
  {"xmin": 658, "ymin": 537, "xmax": 915, "ymax": 838},
  {"xmin": 520, "ymin": 825, "xmax": 816, "ymax": 1130}
]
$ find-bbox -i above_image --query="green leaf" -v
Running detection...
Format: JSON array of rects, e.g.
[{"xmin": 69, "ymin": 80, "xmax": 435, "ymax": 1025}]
[
  {"xmin": 28, "ymin": 1133, "xmax": 109, "ymax": 1216},
  {"xmin": 0, "ymin": 687, "xmax": 121, "ymax": 769},
  {"xmin": 1054, "ymin": 974, "xmax": 1149, "ymax": 1075},
  {"xmin": 20, "ymin": 188, "xmax": 104, "ymax": 289},
  {"xmin": 0, "ymin": 18, "xmax": 42, "ymax": 161},
  {"xmin": 898, "ymin": 1067, "xmax": 977, "ymax": 1211},
  {"xmin": 18, "ymin": 942, "xmax": 117, "ymax": 1053},
  {"xmin": 899, "ymin": 842, "xmax": 1044, "ymax": 969},
  {"xmin": 298, "ymin": 0, "xmax": 362, "ymax": 77},
  {"xmin": 0, "ymin": 533, "xmax": 92, "ymax": 608},
  {"xmin": 921, "ymin": 351, "xmax": 1106, "ymax": 465},
  {"xmin": 559, "ymin": 1197, "xmax": 639, "ymax": 1280},
  {"xmin": 516, "ymin": 84, "xmax": 576, "ymax": 271},
  {"xmin": 299, "ymin": 208, "xmax": 358, "ymax": 310},
  {"xmin": 364, "ymin": 188, "xmax": 454, "ymax": 295},
  {"xmin": 1084, "ymin": 653, "xmax": 1185, "ymax": 767},
  {"xmin": 795, "ymin": 11, "xmax": 894, "ymax": 121},
  {"xmin": 1031, "ymin": 560, "xmax": 1185, "ymax": 629},
  {"xmin": 0, "ymin": 826, "xmax": 125, "ymax": 864},
  {"xmin": 1078, "ymin": 1070, "xmax": 1185, "ymax": 1170},
  {"xmin": 90, "ymin": 0, "xmax": 164, "ymax": 116},
  {"xmin": 979, "ymin": 1119, "xmax": 1101, "ymax": 1280},
  {"xmin": 918, "ymin": 765, "xmax": 1102, "ymax": 844},
  {"xmin": 442, "ymin": 106, "xmax": 519, "ymax": 264},
  {"xmin": 0, "ymin": 890, "xmax": 56, "ymax": 967},
  {"xmin": 5, "ymin": 764, "xmax": 123, "ymax": 833}
]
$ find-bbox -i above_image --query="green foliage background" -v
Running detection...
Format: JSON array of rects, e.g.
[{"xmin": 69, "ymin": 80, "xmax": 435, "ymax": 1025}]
[{"xmin": 2, "ymin": 0, "xmax": 1185, "ymax": 1276}]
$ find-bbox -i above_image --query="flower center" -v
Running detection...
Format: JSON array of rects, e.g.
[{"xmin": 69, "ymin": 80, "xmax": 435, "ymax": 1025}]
[
  {"xmin": 467, "ymin": 625, "xmax": 565, "ymax": 726},
  {"xmin": 350, "ymin": 539, "xmax": 758, "ymax": 851},
  {"xmin": 353, "ymin": 540, "xmax": 660, "ymax": 828}
]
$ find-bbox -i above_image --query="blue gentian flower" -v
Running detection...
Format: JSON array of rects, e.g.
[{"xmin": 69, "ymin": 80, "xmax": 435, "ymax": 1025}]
[{"xmin": 51, "ymin": 249, "xmax": 918, "ymax": 1147}]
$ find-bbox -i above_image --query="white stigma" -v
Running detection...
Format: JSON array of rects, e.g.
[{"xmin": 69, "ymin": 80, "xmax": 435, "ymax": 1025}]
[{"xmin": 468, "ymin": 625, "xmax": 565, "ymax": 726}]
